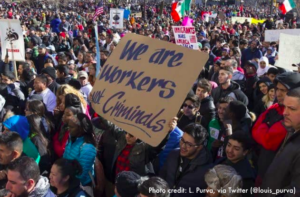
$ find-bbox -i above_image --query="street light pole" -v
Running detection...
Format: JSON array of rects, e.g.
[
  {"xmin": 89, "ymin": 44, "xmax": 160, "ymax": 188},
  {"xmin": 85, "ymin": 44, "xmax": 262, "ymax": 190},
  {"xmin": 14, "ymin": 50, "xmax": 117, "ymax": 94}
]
[{"xmin": 270, "ymin": 0, "xmax": 273, "ymax": 15}]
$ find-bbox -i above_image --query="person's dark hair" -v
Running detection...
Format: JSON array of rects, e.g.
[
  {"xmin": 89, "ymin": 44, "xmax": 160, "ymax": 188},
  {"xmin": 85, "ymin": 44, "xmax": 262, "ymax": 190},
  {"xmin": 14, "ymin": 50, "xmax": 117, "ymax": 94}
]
[
  {"xmin": 230, "ymin": 48, "xmax": 241, "ymax": 57},
  {"xmin": 267, "ymin": 67, "xmax": 279, "ymax": 75},
  {"xmin": 56, "ymin": 65, "xmax": 69, "ymax": 76},
  {"xmin": 59, "ymin": 56, "xmax": 68, "ymax": 62},
  {"xmin": 0, "ymin": 132, "xmax": 23, "ymax": 153},
  {"xmin": 2, "ymin": 70, "xmax": 15, "ymax": 80},
  {"xmin": 19, "ymin": 62, "xmax": 30, "ymax": 71},
  {"xmin": 218, "ymin": 96, "xmax": 234, "ymax": 105},
  {"xmin": 197, "ymin": 79, "xmax": 212, "ymax": 93},
  {"xmin": 183, "ymin": 123, "xmax": 208, "ymax": 145},
  {"xmin": 74, "ymin": 113, "xmax": 96, "ymax": 146},
  {"xmin": 53, "ymin": 158, "xmax": 83, "ymax": 184},
  {"xmin": 7, "ymin": 156, "xmax": 40, "ymax": 183},
  {"xmin": 228, "ymin": 131, "xmax": 254, "ymax": 151},
  {"xmin": 138, "ymin": 177, "xmax": 170, "ymax": 197},
  {"xmin": 232, "ymin": 40, "xmax": 239, "ymax": 47},
  {"xmin": 287, "ymin": 87, "xmax": 300, "ymax": 100},
  {"xmin": 101, "ymin": 50, "xmax": 109, "ymax": 56},
  {"xmin": 45, "ymin": 57, "xmax": 54, "ymax": 64},
  {"xmin": 27, "ymin": 100, "xmax": 46, "ymax": 116},
  {"xmin": 107, "ymin": 34, "xmax": 114, "ymax": 40},
  {"xmin": 68, "ymin": 79, "xmax": 81, "ymax": 90},
  {"xmin": 65, "ymin": 93, "xmax": 82, "ymax": 109},
  {"xmin": 21, "ymin": 68, "xmax": 35, "ymax": 82},
  {"xmin": 228, "ymin": 100, "xmax": 247, "ymax": 121},
  {"xmin": 36, "ymin": 75, "xmax": 48, "ymax": 86},
  {"xmin": 185, "ymin": 95, "xmax": 200, "ymax": 109},
  {"xmin": 239, "ymin": 39, "xmax": 248, "ymax": 45},
  {"xmin": 87, "ymin": 51, "xmax": 95, "ymax": 58}
]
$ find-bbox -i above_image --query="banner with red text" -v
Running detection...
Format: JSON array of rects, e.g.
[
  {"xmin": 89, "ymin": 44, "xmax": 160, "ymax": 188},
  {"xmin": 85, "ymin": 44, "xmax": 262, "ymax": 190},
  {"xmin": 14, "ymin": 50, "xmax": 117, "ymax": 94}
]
[
  {"xmin": 110, "ymin": 8, "xmax": 124, "ymax": 29},
  {"xmin": 0, "ymin": 19, "xmax": 25, "ymax": 61},
  {"xmin": 172, "ymin": 26, "xmax": 198, "ymax": 50}
]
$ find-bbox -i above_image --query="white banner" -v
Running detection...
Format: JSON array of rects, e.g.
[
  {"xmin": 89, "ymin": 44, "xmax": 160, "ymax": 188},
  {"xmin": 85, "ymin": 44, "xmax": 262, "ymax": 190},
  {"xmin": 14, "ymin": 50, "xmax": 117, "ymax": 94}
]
[
  {"xmin": 109, "ymin": 9, "xmax": 124, "ymax": 29},
  {"xmin": 276, "ymin": 34, "xmax": 300, "ymax": 72},
  {"xmin": 265, "ymin": 29, "xmax": 300, "ymax": 42},
  {"xmin": 231, "ymin": 17, "xmax": 252, "ymax": 24},
  {"xmin": 0, "ymin": 19, "xmax": 25, "ymax": 61},
  {"xmin": 172, "ymin": 26, "xmax": 198, "ymax": 50}
]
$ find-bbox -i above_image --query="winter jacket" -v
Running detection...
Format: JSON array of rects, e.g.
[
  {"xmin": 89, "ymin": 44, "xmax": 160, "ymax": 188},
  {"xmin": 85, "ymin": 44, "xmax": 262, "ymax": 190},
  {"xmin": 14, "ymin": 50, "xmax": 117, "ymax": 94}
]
[
  {"xmin": 56, "ymin": 76, "xmax": 73, "ymax": 85},
  {"xmin": 47, "ymin": 81, "xmax": 60, "ymax": 95},
  {"xmin": 160, "ymin": 148, "xmax": 213, "ymax": 197},
  {"xmin": 216, "ymin": 157, "xmax": 255, "ymax": 197},
  {"xmin": 98, "ymin": 116, "xmax": 169, "ymax": 182},
  {"xmin": 232, "ymin": 70, "xmax": 245, "ymax": 90},
  {"xmin": 211, "ymin": 81, "xmax": 249, "ymax": 106},
  {"xmin": 63, "ymin": 136, "xmax": 97, "ymax": 186},
  {"xmin": 50, "ymin": 18, "xmax": 61, "ymax": 34},
  {"xmin": 56, "ymin": 179, "xmax": 89, "ymax": 197},
  {"xmin": 244, "ymin": 75, "xmax": 259, "ymax": 110},
  {"xmin": 259, "ymin": 130, "xmax": 300, "ymax": 197},
  {"xmin": 158, "ymin": 127, "xmax": 183, "ymax": 169},
  {"xmin": 29, "ymin": 176, "xmax": 55, "ymax": 197},
  {"xmin": 199, "ymin": 96, "xmax": 216, "ymax": 129},
  {"xmin": 252, "ymin": 103, "xmax": 286, "ymax": 151},
  {"xmin": 241, "ymin": 48, "xmax": 263, "ymax": 68}
]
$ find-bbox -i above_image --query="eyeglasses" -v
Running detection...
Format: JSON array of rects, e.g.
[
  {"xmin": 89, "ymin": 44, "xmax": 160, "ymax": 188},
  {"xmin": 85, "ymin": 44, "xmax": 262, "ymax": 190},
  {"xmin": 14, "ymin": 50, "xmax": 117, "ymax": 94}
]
[
  {"xmin": 183, "ymin": 104, "xmax": 194, "ymax": 110},
  {"xmin": 180, "ymin": 138, "xmax": 198, "ymax": 149}
]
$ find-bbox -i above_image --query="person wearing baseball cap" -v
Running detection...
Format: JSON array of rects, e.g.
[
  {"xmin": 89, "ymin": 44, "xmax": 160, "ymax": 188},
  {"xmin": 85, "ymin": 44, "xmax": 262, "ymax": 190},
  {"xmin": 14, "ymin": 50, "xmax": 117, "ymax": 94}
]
[
  {"xmin": 41, "ymin": 67, "xmax": 60, "ymax": 95},
  {"xmin": 78, "ymin": 71, "xmax": 92, "ymax": 99}
]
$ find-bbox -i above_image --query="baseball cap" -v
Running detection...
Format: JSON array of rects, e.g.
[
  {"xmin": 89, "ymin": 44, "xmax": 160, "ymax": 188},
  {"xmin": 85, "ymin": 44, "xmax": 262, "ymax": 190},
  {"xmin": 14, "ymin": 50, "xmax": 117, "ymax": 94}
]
[
  {"xmin": 38, "ymin": 44, "xmax": 47, "ymax": 49},
  {"xmin": 78, "ymin": 71, "xmax": 88, "ymax": 79}
]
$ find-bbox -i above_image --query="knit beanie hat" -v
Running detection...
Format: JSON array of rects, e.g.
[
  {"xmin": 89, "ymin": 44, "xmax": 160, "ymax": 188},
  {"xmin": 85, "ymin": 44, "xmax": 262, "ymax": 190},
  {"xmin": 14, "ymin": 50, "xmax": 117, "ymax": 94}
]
[
  {"xmin": 115, "ymin": 171, "xmax": 141, "ymax": 197},
  {"xmin": 41, "ymin": 67, "xmax": 56, "ymax": 79}
]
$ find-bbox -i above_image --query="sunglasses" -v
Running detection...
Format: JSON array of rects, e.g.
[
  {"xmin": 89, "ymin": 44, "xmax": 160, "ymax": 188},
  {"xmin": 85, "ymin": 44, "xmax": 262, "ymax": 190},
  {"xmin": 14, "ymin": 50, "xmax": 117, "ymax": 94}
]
[{"xmin": 183, "ymin": 104, "xmax": 194, "ymax": 109}]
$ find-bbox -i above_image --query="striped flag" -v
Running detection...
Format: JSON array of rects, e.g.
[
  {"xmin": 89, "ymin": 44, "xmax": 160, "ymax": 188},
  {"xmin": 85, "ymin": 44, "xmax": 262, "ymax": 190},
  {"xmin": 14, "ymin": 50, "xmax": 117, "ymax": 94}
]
[
  {"xmin": 93, "ymin": 1, "xmax": 104, "ymax": 21},
  {"xmin": 279, "ymin": 0, "xmax": 296, "ymax": 14}
]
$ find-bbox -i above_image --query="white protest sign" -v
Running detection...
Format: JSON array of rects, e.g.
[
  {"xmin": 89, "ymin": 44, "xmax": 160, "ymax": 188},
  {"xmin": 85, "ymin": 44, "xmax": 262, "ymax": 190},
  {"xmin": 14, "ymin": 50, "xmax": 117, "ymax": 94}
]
[
  {"xmin": 110, "ymin": 8, "xmax": 124, "ymax": 29},
  {"xmin": 172, "ymin": 26, "xmax": 198, "ymax": 50},
  {"xmin": 231, "ymin": 17, "xmax": 251, "ymax": 24},
  {"xmin": 265, "ymin": 29, "xmax": 300, "ymax": 42},
  {"xmin": 276, "ymin": 33, "xmax": 300, "ymax": 72},
  {"xmin": 0, "ymin": 19, "xmax": 25, "ymax": 61}
]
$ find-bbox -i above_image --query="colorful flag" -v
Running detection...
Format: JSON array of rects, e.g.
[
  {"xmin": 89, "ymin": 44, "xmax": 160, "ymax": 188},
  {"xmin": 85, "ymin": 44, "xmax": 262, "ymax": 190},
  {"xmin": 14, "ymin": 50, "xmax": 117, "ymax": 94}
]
[
  {"xmin": 171, "ymin": 0, "xmax": 191, "ymax": 22},
  {"xmin": 279, "ymin": 0, "xmax": 296, "ymax": 14},
  {"xmin": 93, "ymin": 1, "xmax": 104, "ymax": 21}
]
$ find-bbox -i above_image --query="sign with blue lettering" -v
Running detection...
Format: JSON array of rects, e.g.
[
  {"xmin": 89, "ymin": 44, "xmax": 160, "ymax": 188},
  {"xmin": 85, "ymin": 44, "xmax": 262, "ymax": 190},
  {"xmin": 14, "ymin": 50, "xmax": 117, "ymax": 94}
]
[
  {"xmin": 173, "ymin": 26, "xmax": 198, "ymax": 50},
  {"xmin": 91, "ymin": 34, "xmax": 208, "ymax": 146}
]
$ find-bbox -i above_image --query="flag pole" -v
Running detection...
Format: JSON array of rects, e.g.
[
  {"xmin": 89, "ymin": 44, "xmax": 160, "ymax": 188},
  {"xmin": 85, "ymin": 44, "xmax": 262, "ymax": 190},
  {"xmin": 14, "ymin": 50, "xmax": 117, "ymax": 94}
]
[{"xmin": 94, "ymin": 23, "xmax": 101, "ymax": 77}]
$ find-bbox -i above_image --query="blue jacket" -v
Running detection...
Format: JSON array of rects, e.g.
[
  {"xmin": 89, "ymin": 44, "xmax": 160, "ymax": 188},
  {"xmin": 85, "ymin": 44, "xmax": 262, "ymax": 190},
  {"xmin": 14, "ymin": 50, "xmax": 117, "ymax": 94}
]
[
  {"xmin": 3, "ymin": 115, "xmax": 29, "ymax": 140},
  {"xmin": 158, "ymin": 127, "xmax": 183, "ymax": 168},
  {"xmin": 241, "ymin": 48, "xmax": 263, "ymax": 67},
  {"xmin": 63, "ymin": 137, "xmax": 97, "ymax": 186},
  {"xmin": 50, "ymin": 18, "xmax": 61, "ymax": 34}
]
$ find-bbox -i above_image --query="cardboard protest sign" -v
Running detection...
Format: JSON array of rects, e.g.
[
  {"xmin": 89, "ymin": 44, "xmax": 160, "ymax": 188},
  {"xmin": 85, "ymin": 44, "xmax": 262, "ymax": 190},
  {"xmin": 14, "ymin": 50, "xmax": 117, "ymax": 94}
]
[
  {"xmin": 276, "ymin": 33, "xmax": 300, "ymax": 72},
  {"xmin": 0, "ymin": 19, "xmax": 25, "ymax": 61},
  {"xmin": 172, "ymin": 26, "xmax": 198, "ymax": 50},
  {"xmin": 265, "ymin": 29, "xmax": 300, "ymax": 42},
  {"xmin": 90, "ymin": 34, "xmax": 208, "ymax": 146},
  {"xmin": 110, "ymin": 8, "xmax": 124, "ymax": 29}
]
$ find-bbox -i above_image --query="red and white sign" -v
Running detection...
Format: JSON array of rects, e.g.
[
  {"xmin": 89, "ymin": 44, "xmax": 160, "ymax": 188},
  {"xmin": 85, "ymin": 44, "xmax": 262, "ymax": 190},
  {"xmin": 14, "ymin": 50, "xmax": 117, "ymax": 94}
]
[{"xmin": 172, "ymin": 26, "xmax": 198, "ymax": 50}]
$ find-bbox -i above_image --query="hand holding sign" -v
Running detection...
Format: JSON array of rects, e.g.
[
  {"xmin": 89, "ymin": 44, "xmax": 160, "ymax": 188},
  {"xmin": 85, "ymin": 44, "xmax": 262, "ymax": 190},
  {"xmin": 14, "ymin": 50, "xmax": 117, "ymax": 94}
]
[{"xmin": 90, "ymin": 34, "xmax": 208, "ymax": 146}]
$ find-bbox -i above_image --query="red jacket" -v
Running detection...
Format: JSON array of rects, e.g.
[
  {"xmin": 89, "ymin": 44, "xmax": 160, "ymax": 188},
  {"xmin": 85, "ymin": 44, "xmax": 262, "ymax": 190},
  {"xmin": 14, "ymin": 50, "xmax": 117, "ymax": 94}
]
[
  {"xmin": 252, "ymin": 103, "xmax": 286, "ymax": 151},
  {"xmin": 53, "ymin": 124, "xmax": 69, "ymax": 158}
]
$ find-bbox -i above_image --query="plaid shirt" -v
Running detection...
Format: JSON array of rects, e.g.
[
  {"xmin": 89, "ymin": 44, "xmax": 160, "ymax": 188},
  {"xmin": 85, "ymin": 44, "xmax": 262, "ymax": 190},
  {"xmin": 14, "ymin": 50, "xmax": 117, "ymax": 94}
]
[{"xmin": 115, "ymin": 144, "xmax": 134, "ymax": 176}]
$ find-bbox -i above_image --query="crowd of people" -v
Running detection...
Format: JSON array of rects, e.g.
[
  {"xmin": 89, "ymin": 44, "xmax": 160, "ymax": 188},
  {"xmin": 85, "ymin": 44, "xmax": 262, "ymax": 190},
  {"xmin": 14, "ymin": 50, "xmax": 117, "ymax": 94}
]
[{"xmin": 0, "ymin": 0, "xmax": 300, "ymax": 197}]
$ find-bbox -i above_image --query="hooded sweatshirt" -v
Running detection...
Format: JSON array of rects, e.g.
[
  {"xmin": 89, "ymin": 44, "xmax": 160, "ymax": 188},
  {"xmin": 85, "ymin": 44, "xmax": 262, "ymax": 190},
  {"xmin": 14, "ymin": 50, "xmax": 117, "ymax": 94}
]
[
  {"xmin": 3, "ymin": 115, "xmax": 40, "ymax": 163},
  {"xmin": 29, "ymin": 176, "xmax": 55, "ymax": 197},
  {"xmin": 257, "ymin": 57, "xmax": 274, "ymax": 77}
]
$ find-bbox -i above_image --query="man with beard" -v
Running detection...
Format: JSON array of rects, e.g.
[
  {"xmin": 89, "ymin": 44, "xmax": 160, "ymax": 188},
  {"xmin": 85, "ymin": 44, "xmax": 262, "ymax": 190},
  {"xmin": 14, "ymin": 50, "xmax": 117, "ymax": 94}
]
[
  {"xmin": 160, "ymin": 123, "xmax": 212, "ymax": 197},
  {"xmin": 5, "ymin": 156, "xmax": 54, "ymax": 197}
]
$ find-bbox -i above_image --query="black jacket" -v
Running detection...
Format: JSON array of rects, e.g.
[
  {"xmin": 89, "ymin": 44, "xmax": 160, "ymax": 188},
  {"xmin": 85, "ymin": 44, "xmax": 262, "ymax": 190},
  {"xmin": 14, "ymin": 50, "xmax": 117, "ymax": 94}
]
[
  {"xmin": 211, "ymin": 81, "xmax": 249, "ymax": 106},
  {"xmin": 260, "ymin": 130, "xmax": 300, "ymax": 197},
  {"xmin": 56, "ymin": 76, "xmax": 72, "ymax": 85},
  {"xmin": 244, "ymin": 75, "xmax": 259, "ymax": 110},
  {"xmin": 98, "ymin": 116, "xmax": 169, "ymax": 183},
  {"xmin": 199, "ymin": 96, "xmax": 215, "ymax": 129},
  {"xmin": 160, "ymin": 148, "xmax": 213, "ymax": 197},
  {"xmin": 216, "ymin": 157, "xmax": 255, "ymax": 197},
  {"xmin": 48, "ymin": 81, "xmax": 60, "ymax": 95}
]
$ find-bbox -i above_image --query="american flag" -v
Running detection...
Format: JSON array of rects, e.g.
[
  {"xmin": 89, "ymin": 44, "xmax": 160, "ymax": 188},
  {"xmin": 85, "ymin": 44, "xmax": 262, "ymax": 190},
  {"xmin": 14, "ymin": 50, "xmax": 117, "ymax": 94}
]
[{"xmin": 93, "ymin": 1, "xmax": 104, "ymax": 21}]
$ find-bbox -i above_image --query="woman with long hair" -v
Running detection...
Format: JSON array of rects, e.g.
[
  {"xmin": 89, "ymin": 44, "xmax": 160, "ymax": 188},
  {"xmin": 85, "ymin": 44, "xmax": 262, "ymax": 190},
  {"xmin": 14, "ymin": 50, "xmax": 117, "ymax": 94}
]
[
  {"xmin": 50, "ymin": 158, "xmax": 89, "ymax": 197},
  {"xmin": 76, "ymin": 51, "xmax": 86, "ymax": 71},
  {"xmin": 63, "ymin": 113, "xmax": 96, "ymax": 197},
  {"xmin": 27, "ymin": 114, "xmax": 52, "ymax": 175},
  {"xmin": 53, "ymin": 93, "xmax": 83, "ymax": 159},
  {"xmin": 253, "ymin": 84, "xmax": 275, "ymax": 117}
]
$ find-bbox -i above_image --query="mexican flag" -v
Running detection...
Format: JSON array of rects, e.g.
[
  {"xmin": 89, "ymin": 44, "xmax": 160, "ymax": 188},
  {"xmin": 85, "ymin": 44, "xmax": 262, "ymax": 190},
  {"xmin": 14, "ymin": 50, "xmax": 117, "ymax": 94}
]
[
  {"xmin": 171, "ymin": 0, "xmax": 191, "ymax": 22},
  {"xmin": 279, "ymin": 0, "xmax": 296, "ymax": 14}
]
